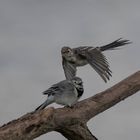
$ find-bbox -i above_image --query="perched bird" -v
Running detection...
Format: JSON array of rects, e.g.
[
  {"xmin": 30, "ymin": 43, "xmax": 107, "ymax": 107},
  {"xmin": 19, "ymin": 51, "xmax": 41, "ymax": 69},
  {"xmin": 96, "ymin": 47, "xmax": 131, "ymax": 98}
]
[
  {"xmin": 35, "ymin": 77, "xmax": 84, "ymax": 111},
  {"xmin": 61, "ymin": 38, "xmax": 131, "ymax": 82}
]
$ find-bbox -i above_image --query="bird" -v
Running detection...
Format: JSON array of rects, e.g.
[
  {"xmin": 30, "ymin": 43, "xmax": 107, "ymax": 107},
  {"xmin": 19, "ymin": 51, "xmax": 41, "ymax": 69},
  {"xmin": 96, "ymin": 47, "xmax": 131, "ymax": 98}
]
[
  {"xmin": 35, "ymin": 77, "xmax": 84, "ymax": 111},
  {"xmin": 61, "ymin": 38, "xmax": 131, "ymax": 82}
]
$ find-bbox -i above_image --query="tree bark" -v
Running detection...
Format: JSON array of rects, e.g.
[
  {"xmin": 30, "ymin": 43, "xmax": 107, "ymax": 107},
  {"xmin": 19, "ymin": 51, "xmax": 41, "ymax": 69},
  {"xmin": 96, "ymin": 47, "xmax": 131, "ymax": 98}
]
[{"xmin": 0, "ymin": 71, "xmax": 140, "ymax": 140}]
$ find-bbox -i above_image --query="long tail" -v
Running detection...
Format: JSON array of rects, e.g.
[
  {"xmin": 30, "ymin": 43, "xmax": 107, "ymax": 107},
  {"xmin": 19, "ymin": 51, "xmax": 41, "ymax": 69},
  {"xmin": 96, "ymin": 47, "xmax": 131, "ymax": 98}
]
[
  {"xmin": 35, "ymin": 98, "xmax": 53, "ymax": 111},
  {"xmin": 99, "ymin": 38, "xmax": 132, "ymax": 51}
]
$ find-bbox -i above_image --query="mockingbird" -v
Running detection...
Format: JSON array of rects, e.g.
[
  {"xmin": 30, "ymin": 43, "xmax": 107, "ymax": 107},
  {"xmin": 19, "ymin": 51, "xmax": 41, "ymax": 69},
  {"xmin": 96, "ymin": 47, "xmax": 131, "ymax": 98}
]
[
  {"xmin": 35, "ymin": 77, "xmax": 84, "ymax": 111},
  {"xmin": 61, "ymin": 38, "xmax": 131, "ymax": 82}
]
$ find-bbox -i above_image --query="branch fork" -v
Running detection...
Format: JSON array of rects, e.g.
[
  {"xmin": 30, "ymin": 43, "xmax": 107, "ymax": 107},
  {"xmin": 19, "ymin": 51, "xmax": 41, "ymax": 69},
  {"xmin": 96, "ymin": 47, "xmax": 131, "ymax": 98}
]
[{"xmin": 0, "ymin": 71, "xmax": 140, "ymax": 140}]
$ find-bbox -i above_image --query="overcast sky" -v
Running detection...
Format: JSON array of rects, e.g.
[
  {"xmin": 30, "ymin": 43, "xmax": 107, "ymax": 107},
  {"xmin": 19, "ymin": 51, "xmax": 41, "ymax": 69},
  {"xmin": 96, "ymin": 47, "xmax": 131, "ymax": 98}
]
[{"xmin": 0, "ymin": 0, "xmax": 140, "ymax": 140}]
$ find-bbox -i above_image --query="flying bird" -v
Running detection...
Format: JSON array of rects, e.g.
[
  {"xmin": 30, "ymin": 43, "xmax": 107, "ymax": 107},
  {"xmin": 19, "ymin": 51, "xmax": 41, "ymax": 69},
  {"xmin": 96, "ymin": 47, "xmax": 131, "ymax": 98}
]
[
  {"xmin": 35, "ymin": 77, "xmax": 84, "ymax": 111},
  {"xmin": 61, "ymin": 38, "xmax": 131, "ymax": 82}
]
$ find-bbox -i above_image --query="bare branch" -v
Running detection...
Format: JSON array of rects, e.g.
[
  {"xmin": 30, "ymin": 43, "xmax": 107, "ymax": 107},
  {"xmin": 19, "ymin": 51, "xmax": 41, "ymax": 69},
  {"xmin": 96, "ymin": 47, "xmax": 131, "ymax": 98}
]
[
  {"xmin": 74, "ymin": 71, "xmax": 140, "ymax": 121},
  {"xmin": 57, "ymin": 123, "xmax": 98, "ymax": 140},
  {"xmin": 0, "ymin": 71, "xmax": 140, "ymax": 140}
]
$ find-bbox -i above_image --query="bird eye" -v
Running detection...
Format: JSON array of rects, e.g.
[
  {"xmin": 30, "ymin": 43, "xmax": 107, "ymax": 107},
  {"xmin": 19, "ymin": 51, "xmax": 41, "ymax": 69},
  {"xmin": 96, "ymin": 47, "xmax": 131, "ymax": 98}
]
[
  {"xmin": 66, "ymin": 49, "xmax": 71, "ymax": 53},
  {"xmin": 73, "ymin": 80, "xmax": 77, "ymax": 84},
  {"xmin": 62, "ymin": 48, "xmax": 71, "ymax": 54},
  {"xmin": 73, "ymin": 80, "xmax": 82, "ymax": 85}
]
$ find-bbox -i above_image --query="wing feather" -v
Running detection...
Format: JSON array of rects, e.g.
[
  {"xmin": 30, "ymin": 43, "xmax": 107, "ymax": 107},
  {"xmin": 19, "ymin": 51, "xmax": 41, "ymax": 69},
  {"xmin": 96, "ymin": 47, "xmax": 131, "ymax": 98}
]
[
  {"xmin": 74, "ymin": 47, "xmax": 112, "ymax": 82},
  {"xmin": 62, "ymin": 58, "xmax": 77, "ymax": 80},
  {"xmin": 43, "ymin": 80, "xmax": 74, "ymax": 96},
  {"xmin": 86, "ymin": 48, "xmax": 112, "ymax": 82}
]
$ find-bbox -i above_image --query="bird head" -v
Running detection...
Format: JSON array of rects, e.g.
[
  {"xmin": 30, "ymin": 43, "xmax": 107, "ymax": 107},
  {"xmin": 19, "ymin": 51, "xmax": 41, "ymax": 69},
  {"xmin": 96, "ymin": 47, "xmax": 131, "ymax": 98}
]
[
  {"xmin": 71, "ymin": 77, "xmax": 84, "ymax": 91},
  {"xmin": 61, "ymin": 46, "xmax": 76, "ymax": 62}
]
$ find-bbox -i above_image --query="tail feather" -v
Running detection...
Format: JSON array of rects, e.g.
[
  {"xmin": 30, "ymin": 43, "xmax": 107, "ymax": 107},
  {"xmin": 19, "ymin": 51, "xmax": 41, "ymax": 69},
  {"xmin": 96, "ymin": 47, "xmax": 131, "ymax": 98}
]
[
  {"xmin": 99, "ymin": 38, "xmax": 132, "ymax": 51},
  {"xmin": 35, "ymin": 98, "xmax": 53, "ymax": 111}
]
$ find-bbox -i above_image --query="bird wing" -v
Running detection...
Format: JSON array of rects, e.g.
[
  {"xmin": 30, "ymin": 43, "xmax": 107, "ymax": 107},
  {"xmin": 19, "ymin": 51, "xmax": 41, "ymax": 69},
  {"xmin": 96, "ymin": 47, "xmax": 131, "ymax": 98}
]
[
  {"xmin": 62, "ymin": 58, "xmax": 77, "ymax": 80},
  {"xmin": 43, "ymin": 80, "xmax": 74, "ymax": 95},
  {"xmin": 86, "ymin": 48, "xmax": 112, "ymax": 82},
  {"xmin": 75, "ymin": 47, "xmax": 112, "ymax": 82},
  {"xmin": 73, "ymin": 46, "xmax": 93, "ymax": 56},
  {"xmin": 43, "ymin": 84, "xmax": 60, "ymax": 95}
]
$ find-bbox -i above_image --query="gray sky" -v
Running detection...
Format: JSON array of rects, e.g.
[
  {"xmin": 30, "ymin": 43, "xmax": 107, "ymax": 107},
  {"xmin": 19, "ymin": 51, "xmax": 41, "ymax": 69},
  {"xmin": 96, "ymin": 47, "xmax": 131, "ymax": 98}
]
[{"xmin": 0, "ymin": 0, "xmax": 140, "ymax": 140}]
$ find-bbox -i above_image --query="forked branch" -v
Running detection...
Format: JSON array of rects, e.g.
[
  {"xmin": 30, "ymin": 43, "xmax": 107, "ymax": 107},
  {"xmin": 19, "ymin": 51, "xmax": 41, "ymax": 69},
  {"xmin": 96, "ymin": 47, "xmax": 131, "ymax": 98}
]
[{"xmin": 0, "ymin": 71, "xmax": 140, "ymax": 140}]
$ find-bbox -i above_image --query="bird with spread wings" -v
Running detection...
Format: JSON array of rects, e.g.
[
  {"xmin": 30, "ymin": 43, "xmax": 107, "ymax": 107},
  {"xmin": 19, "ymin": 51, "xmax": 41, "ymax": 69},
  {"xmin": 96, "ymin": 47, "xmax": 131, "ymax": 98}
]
[{"xmin": 61, "ymin": 38, "xmax": 131, "ymax": 82}]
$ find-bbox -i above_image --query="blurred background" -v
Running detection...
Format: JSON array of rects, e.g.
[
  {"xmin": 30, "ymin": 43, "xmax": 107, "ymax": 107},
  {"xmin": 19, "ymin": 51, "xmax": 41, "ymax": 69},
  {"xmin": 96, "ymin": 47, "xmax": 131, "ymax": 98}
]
[{"xmin": 0, "ymin": 0, "xmax": 140, "ymax": 140}]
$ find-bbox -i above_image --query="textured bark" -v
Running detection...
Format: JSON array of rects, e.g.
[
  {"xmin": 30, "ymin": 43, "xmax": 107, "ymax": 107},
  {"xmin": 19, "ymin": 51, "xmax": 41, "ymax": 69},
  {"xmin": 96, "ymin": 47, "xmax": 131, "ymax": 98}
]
[
  {"xmin": 57, "ymin": 123, "xmax": 97, "ymax": 140},
  {"xmin": 0, "ymin": 71, "xmax": 140, "ymax": 140}
]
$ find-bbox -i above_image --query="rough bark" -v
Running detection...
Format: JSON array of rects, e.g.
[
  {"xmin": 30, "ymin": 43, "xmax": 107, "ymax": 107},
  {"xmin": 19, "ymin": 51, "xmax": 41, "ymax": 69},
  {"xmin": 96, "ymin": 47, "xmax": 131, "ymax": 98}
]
[{"xmin": 0, "ymin": 71, "xmax": 140, "ymax": 140}]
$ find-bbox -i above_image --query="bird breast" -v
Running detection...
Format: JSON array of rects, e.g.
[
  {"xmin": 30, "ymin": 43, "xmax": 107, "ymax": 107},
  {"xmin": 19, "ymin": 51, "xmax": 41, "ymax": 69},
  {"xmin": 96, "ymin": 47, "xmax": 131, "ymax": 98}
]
[
  {"xmin": 75, "ymin": 57, "xmax": 88, "ymax": 66},
  {"xmin": 54, "ymin": 89, "xmax": 78, "ymax": 106}
]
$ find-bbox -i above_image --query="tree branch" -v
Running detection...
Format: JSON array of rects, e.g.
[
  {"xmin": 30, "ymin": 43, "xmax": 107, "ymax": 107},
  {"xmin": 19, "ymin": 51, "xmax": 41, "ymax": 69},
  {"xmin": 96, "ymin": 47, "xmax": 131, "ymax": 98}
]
[
  {"xmin": 74, "ymin": 70, "xmax": 140, "ymax": 121},
  {"xmin": 0, "ymin": 71, "xmax": 140, "ymax": 140},
  {"xmin": 57, "ymin": 123, "xmax": 97, "ymax": 140}
]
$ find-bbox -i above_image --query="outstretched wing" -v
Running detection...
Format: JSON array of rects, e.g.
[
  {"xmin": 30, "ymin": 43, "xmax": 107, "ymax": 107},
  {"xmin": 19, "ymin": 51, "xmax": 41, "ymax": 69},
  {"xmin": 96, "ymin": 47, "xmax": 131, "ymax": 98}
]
[
  {"xmin": 86, "ymin": 48, "xmax": 112, "ymax": 82},
  {"xmin": 74, "ymin": 47, "xmax": 112, "ymax": 82},
  {"xmin": 62, "ymin": 58, "xmax": 77, "ymax": 80}
]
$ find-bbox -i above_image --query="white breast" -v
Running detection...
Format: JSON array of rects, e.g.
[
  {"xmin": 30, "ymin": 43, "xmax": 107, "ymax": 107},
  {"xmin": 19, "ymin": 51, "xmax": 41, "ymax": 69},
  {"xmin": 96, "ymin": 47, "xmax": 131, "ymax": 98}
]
[{"xmin": 55, "ymin": 88, "xmax": 78, "ymax": 107}]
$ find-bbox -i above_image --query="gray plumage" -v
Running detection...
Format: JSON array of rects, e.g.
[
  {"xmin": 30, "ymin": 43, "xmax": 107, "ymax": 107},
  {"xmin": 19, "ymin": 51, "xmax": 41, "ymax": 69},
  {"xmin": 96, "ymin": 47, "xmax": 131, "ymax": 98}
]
[
  {"xmin": 61, "ymin": 38, "xmax": 131, "ymax": 82},
  {"xmin": 35, "ymin": 77, "xmax": 84, "ymax": 111}
]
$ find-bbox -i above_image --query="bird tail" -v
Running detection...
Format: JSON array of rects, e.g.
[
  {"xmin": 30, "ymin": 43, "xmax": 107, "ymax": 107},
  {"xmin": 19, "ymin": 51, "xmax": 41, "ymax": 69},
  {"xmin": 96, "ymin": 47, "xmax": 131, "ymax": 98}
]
[
  {"xmin": 35, "ymin": 97, "xmax": 54, "ymax": 111},
  {"xmin": 99, "ymin": 38, "xmax": 131, "ymax": 51}
]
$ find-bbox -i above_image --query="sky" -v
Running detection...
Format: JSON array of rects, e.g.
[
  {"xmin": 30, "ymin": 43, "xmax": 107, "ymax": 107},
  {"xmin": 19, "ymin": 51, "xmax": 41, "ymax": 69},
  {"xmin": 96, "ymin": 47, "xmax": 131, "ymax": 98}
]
[{"xmin": 0, "ymin": 0, "xmax": 140, "ymax": 140}]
